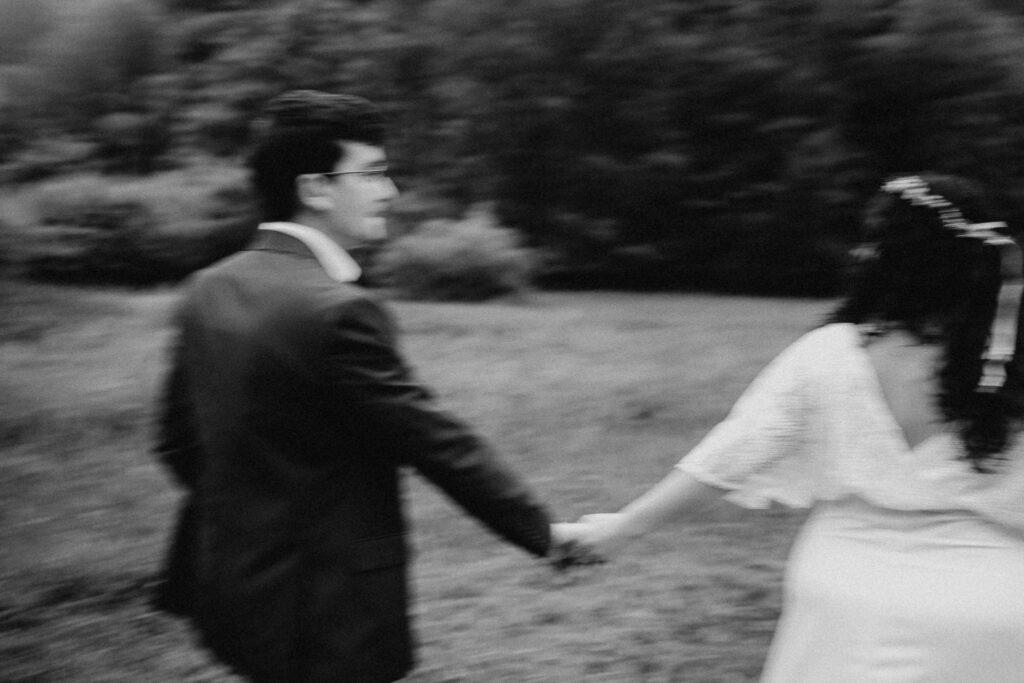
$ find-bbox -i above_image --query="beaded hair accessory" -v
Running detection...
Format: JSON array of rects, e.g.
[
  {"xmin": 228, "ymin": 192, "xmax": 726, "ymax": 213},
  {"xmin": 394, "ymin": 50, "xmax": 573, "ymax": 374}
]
[{"xmin": 880, "ymin": 175, "xmax": 1022, "ymax": 392}]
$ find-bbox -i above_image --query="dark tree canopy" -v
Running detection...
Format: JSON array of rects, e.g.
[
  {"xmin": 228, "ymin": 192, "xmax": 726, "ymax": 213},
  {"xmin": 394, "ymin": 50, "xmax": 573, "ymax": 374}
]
[{"xmin": 4, "ymin": 0, "xmax": 1024, "ymax": 294}]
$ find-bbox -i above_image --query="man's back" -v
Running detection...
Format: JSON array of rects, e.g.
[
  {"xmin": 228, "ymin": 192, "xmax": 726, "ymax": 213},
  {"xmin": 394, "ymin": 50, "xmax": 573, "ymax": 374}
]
[
  {"xmin": 178, "ymin": 239, "xmax": 414, "ymax": 682},
  {"xmin": 155, "ymin": 90, "xmax": 552, "ymax": 683},
  {"xmin": 159, "ymin": 232, "xmax": 550, "ymax": 682}
]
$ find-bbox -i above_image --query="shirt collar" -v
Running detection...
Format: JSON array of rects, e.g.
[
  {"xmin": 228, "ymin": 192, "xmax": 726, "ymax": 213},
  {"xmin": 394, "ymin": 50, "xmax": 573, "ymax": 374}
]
[{"xmin": 257, "ymin": 222, "xmax": 362, "ymax": 283}]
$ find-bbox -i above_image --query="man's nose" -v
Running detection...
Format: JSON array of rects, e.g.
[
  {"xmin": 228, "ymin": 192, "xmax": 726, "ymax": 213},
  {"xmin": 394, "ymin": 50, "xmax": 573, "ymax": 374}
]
[{"xmin": 381, "ymin": 177, "xmax": 399, "ymax": 200}]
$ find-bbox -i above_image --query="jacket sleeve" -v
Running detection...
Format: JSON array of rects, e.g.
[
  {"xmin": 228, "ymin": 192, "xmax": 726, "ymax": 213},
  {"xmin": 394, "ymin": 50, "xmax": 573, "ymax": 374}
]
[
  {"xmin": 322, "ymin": 296, "xmax": 551, "ymax": 557},
  {"xmin": 154, "ymin": 319, "xmax": 203, "ymax": 490}
]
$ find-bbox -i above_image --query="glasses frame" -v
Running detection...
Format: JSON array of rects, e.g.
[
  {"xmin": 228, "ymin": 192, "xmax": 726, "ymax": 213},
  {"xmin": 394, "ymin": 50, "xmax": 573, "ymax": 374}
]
[{"xmin": 320, "ymin": 169, "xmax": 390, "ymax": 180}]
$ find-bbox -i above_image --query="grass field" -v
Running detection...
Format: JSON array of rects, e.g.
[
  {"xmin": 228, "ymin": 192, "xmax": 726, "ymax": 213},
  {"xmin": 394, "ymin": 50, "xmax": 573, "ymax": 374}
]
[{"xmin": 0, "ymin": 280, "xmax": 834, "ymax": 682}]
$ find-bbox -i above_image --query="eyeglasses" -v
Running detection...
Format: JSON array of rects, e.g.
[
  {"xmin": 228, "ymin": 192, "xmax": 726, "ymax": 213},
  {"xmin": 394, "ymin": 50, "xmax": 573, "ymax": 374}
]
[{"xmin": 321, "ymin": 169, "xmax": 390, "ymax": 181}]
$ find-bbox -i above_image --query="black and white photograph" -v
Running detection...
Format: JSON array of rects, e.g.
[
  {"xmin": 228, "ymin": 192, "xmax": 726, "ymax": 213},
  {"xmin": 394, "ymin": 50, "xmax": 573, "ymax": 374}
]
[{"xmin": 3, "ymin": 1, "xmax": 1024, "ymax": 681}]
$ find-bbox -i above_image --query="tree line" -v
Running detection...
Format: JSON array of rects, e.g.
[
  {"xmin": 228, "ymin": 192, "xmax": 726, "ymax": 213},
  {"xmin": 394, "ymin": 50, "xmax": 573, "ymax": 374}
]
[{"xmin": 3, "ymin": 0, "xmax": 1024, "ymax": 294}]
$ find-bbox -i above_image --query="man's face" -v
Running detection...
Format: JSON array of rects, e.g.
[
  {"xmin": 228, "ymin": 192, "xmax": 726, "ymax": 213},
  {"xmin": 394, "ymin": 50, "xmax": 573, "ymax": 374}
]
[{"xmin": 320, "ymin": 141, "xmax": 398, "ymax": 245}]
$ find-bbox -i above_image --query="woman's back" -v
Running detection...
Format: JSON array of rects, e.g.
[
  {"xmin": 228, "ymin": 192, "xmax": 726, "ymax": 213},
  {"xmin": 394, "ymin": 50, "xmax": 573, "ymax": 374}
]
[{"xmin": 861, "ymin": 329, "xmax": 946, "ymax": 450}]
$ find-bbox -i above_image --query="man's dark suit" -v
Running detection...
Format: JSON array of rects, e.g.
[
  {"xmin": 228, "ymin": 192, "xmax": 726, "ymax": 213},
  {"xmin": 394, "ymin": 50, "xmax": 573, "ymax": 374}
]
[{"xmin": 155, "ymin": 229, "xmax": 551, "ymax": 683}]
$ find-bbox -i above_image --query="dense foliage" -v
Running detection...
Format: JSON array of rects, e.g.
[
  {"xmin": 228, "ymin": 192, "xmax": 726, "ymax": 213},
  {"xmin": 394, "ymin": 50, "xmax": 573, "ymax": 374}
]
[
  {"xmin": 372, "ymin": 206, "xmax": 534, "ymax": 301},
  {"xmin": 3, "ymin": 0, "xmax": 1024, "ymax": 293},
  {"xmin": 12, "ymin": 169, "xmax": 256, "ymax": 285}
]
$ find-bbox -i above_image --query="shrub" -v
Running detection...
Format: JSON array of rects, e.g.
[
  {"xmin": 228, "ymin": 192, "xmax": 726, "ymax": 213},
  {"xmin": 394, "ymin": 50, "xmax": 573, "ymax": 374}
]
[
  {"xmin": 94, "ymin": 112, "xmax": 169, "ymax": 174},
  {"xmin": 0, "ymin": 216, "xmax": 17, "ymax": 278},
  {"xmin": 22, "ymin": 169, "xmax": 256, "ymax": 286},
  {"xmin": 0, "ymin": 138, "xmax": 101, "ymax": 184},
  {"xmin": 372, "ymin": 207, "xmax": 534, "ymax": 301}
]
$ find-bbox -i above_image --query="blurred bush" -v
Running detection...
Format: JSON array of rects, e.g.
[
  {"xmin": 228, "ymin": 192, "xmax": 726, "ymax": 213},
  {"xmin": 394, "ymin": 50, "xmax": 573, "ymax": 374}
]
[
  {"xmin": 372, "ymin": 207, "xmax": 533, "ymax": 301},
  {"xmin": 94, "ymin": 112, "xmax": 171, "ymax": 175},
  {"xmin": 0, "ymin": 138, "xmax": 102, "ymax": 184},
  {"xmin": 20, "ymin": 169, "xmax": 256, "ymax": 286}
]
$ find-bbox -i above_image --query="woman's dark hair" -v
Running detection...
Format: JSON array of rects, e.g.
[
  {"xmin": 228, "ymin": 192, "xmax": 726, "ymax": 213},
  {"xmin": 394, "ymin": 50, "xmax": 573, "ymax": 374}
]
[
  {"xmin": 831, "ymin": 173, "xmax": 1023, "ymax": 470},
  {"xmin": 248, "ymin": 90, "xmax": 388, "ymax": 221}
]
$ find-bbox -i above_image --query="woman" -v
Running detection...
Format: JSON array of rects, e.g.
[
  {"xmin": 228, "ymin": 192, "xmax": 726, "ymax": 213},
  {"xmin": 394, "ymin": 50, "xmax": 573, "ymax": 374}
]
[{"xmin": 558, "ymin": 174, "xmax": 1024, "ymax": 682}]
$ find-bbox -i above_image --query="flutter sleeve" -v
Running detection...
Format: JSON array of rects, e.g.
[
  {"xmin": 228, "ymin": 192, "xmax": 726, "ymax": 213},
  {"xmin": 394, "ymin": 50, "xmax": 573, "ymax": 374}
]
[{"xmin": 677, "ymin": 328, "xmax": 827, "ymax": 509}]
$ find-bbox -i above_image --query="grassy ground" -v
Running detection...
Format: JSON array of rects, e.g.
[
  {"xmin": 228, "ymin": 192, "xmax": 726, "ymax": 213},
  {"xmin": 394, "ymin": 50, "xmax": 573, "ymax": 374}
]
[{"xmin": 0, "ymin": 280, "xmax": 833, "ymax": 682}]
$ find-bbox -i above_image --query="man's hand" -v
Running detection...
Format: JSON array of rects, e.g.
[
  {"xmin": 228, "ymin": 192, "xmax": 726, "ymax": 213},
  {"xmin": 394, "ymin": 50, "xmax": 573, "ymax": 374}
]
[
  {"xmin": 550, "ymin": 512, "xmax": 635, "ymax": 567},
  {"xmin": 548, "ymin": 522, "xmax": 608, "ymax": 570},
  {"xmin": 548, "ymin": 524, "xmax": 602, "ymax": 573}
]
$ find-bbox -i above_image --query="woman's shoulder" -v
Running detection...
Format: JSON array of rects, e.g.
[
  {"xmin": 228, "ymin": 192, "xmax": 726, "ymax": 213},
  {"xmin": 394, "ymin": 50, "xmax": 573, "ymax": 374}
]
[
  {"xmin": 753, "ymin": 324, "xmax": 865, "ymax": 386},
  {"xmin": 805, "ymin": 321, "xmax": 859, "ymax": 341},
  {"xmin": 779, "ymin": 322, "xmax": 860, "ymax": 360}
]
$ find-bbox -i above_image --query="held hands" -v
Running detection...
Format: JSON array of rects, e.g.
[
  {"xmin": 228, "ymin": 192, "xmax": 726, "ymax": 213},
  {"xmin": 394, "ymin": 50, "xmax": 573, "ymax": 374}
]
[
  {"xmin": 548, "ymin": 522, "xmax": 604, "ymax": 570},
  {"xmin": 548, "ymin": 513, "xmax": 629, "ymax": 570},
  {"xmin": 547, "ymin": 470, "xmax": 714, "ymax": 570}
]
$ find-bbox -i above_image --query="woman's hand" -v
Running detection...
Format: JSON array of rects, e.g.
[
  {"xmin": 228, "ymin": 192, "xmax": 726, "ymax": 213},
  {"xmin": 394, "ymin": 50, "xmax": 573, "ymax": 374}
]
[
  {"xmin": 549, "ymin": 522, "xmax": 607, "ymax": 568},
  {"xmin": 575, "ymin": 513, "xmax": 634, "ymax": 557},
  {"xmin": 549, "ymin": 513, "xmax": 634, "ymax": 568}
]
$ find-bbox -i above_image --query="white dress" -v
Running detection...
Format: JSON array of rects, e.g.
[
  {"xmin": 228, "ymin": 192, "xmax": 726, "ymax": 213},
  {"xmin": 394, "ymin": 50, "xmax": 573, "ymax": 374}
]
[{"xmin": 678, "ymin": 324, "xmax": 1024, "ymax": 683}]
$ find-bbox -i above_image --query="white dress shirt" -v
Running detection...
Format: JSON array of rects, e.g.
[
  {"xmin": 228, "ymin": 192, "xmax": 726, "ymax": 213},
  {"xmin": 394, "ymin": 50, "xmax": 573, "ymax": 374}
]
[{"xmin": 258, "ymin": 222, "xmax": 362, "ymax": 283}]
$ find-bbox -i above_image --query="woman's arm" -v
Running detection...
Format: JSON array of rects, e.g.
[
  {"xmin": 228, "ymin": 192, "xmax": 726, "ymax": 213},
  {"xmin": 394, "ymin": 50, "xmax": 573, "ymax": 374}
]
[
  {"xmin": 557, "ymin": 469, "xmax": 727, "ymax": 558},
  {"xmin": 558, "ymin": 329, "xmax": 823, "ymax": 563}
]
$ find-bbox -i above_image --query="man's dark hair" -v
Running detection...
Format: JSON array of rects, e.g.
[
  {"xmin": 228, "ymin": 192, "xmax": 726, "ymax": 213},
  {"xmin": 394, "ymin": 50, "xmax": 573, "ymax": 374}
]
[
  {"xmin": 831, "ymin": 173, "xmax": 1023, "ymax": 470},
  {"xmin": 249, "ymin": 90, "xmax": 388, "ymax": 221}
]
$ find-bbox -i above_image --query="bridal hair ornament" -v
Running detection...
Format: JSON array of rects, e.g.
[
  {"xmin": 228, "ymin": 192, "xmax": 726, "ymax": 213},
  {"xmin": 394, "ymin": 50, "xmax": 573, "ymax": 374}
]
[{"xmin": 882, "ymin": 175, "xmax": 1023, "ymax": 392}]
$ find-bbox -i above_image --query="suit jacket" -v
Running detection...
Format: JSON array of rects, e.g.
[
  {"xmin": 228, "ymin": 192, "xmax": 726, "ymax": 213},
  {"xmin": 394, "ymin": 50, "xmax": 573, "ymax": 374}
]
[{"xmin": 154, "ymin": 229, "xmax": 551, "ymax": 683}]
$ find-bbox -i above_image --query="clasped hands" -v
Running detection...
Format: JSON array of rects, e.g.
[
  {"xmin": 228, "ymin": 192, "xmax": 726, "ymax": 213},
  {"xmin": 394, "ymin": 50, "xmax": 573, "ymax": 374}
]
[{"xmin": 548, "ymin": 513, "xmax": 629, "ymax": 570}]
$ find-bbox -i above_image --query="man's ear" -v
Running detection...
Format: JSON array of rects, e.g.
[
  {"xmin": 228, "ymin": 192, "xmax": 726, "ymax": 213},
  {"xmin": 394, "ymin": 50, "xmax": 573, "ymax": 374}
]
[{"xmin": 296, "ymin": 174, "xmax": 334, "ymax": 212}]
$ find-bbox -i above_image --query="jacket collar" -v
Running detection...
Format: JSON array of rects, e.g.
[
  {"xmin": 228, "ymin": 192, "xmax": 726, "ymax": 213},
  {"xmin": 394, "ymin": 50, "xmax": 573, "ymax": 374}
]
[{"xmin": 254, "ymin": 222, "xmax": 362, "ymax": 283}]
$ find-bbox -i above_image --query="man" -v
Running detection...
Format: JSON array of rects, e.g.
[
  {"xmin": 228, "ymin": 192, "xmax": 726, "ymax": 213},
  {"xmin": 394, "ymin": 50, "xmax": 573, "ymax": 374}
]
[{"xmin": 153, "ymin": 90, "xmax": 558, "ymax": 682}]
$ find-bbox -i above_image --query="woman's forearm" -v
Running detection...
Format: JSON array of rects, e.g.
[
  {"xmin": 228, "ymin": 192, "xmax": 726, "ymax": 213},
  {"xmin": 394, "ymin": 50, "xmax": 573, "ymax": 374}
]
[
  {"xmin": 615, "ymin": 468, "xmax": 727, "ymax": 539},
  {"xmin": 570, "ymin": 468, "xmax": 728, "ymax": 556}
]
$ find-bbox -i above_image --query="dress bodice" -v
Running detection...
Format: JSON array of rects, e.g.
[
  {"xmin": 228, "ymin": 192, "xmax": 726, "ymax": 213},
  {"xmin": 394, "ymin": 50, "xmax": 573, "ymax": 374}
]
[{"xmin": 678, "ymin": 324, "xmax": 1024, "ymax": 534}]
